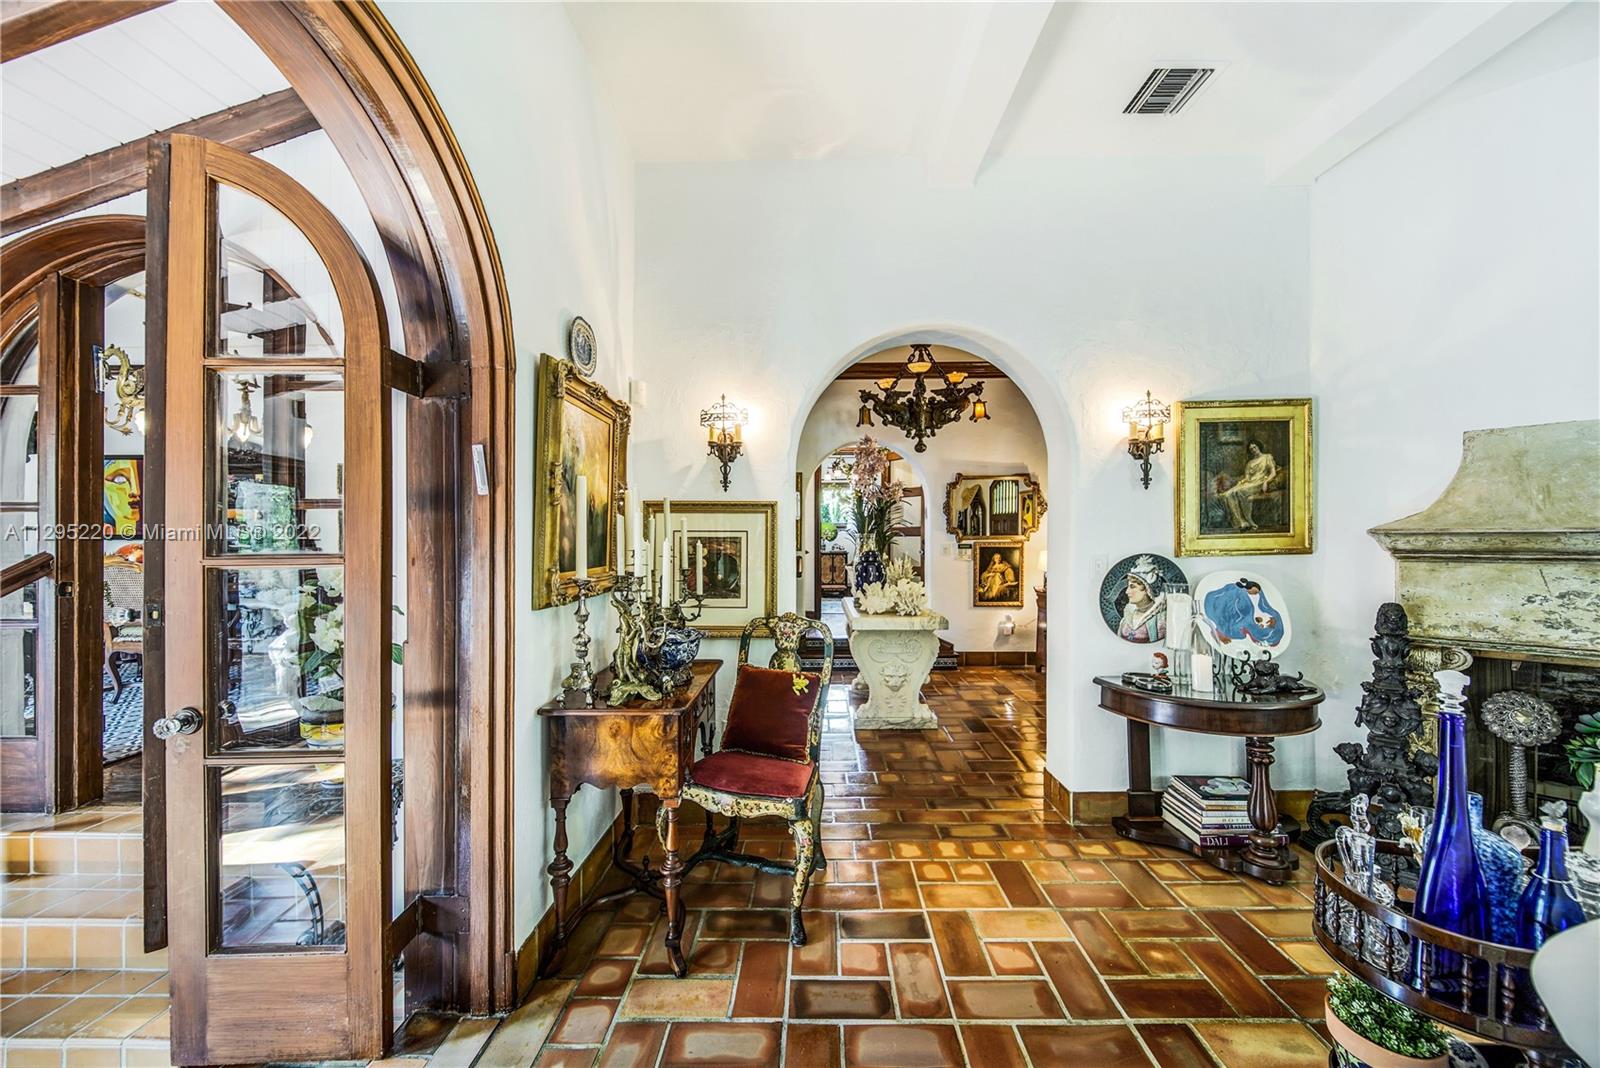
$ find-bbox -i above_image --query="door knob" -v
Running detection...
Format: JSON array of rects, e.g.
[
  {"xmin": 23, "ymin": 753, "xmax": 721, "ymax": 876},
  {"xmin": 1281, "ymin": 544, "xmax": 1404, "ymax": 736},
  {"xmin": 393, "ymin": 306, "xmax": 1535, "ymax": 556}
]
[{"xmin": 153, "ymin": 707, "xmax": 202, "ymax": 739}]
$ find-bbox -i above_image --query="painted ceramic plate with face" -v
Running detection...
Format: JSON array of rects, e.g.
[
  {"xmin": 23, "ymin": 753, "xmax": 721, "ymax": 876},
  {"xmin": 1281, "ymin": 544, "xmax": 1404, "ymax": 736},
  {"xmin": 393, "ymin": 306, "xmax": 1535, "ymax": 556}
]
[
  {"xmin": 568, "ymin": 315, "xmax": 597, "ymax": 377},
  {"xmin": 1098, "ymin": 553, "xmax": 1187, "ymax": 644},
  {"xmin": 1194, "ymin": 570, "xmax": 1293, "ymax": 661}
]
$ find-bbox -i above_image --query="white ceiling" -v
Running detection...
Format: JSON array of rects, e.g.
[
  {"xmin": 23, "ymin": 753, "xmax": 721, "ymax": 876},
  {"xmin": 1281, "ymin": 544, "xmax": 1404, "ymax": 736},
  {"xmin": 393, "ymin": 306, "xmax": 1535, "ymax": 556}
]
[
  {"xmin": 1, "ymin": 1, "xmax": 287, "ymax": 183},
  {"xmin": 567, "ymin": 0, "xmax": 1445, "ymax": 167}
]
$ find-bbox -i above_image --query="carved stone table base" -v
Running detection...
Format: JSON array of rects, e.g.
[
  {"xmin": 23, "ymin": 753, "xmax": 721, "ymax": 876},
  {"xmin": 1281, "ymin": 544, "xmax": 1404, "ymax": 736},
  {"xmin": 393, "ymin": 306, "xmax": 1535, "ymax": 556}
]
[{"xmin": 844, "ymin": 599, "xmax": 948, "ymax": 731}]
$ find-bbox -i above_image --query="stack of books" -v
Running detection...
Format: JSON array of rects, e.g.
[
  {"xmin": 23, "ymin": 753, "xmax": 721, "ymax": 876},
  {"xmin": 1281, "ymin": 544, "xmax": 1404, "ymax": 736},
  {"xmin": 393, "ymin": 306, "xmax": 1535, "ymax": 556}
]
[{"xmin": 1161, "ymin": 775, "xmax": 1271, "ymax": 848}]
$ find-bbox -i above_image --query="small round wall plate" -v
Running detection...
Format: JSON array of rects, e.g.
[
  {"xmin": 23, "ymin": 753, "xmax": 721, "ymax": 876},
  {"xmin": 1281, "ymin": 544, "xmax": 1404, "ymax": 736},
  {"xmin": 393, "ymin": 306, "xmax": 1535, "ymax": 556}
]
[
  {"xmin": 568, "ymin": 316, "xmax": 597, "ymax": 377},
  {"xmin": 1098, "ymin": 553, "xmax": 1186, "ymax": 644},
  {"xmin": 1194, "ymin": 570, "xmax": 1293, "ymax": 661}
]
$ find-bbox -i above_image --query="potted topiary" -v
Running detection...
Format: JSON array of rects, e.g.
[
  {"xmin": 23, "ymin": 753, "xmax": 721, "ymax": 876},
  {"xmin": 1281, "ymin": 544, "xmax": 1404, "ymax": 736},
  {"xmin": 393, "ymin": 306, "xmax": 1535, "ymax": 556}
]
[{"xmin": 1325, "ymin": 972, "xmax": 1450, "ymax": 1068}]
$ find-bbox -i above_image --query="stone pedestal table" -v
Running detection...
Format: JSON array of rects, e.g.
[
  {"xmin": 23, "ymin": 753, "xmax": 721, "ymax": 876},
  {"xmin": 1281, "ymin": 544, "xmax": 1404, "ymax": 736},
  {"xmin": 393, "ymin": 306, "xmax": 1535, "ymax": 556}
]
[{"xmin": 843, "ymin": 599, "xmax": 949, "ymax": 730}]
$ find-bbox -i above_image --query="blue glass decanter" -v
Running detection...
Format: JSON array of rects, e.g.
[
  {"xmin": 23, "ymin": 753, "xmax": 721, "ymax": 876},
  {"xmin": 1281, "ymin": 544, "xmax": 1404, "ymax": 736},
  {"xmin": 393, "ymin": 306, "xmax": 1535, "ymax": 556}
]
[
  {"xmin": 1409, "ymin": 670, "xmax": 1488, "ymax": 994},
  {"xmin": 1468, "ymin": 793, "xmax": 1525, "ymax": 945},
  {"xmin": 1514, "ymin": 816, "xmax": 1586, "ymax": 949}
]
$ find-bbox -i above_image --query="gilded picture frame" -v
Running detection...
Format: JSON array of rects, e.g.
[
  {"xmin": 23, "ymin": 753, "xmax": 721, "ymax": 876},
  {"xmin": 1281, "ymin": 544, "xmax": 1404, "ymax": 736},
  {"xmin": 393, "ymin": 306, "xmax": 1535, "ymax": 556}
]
[
  {"xmin": 971, "ymin": 540, "xmax": 1025, "ymax": 608},
  {"xmin": 942, "ymin": 472, "xmax": 1046, "ymax": 544},
  {"xmin": 1174, "ymin": 398, "xmax": 1313, "ymax": 557},
  {"xmin": 534, "ymin": 354, "xmax": 630, "ymax": 608},
  {"xmin": 643, "ymin": 500, "xmax": 777, "ymax": 637}
]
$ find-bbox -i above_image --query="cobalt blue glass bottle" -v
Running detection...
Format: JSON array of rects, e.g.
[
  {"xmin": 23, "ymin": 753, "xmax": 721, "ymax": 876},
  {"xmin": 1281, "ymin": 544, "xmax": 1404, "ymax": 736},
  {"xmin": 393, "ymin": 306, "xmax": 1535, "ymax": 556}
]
[
  {"xmin": 1514, "ymin": 816, "xmax": 1585, "ymax": 950},
  {"xmin": 1410, "ymin": 670, "xmax": 1488, "ymax": 995}
]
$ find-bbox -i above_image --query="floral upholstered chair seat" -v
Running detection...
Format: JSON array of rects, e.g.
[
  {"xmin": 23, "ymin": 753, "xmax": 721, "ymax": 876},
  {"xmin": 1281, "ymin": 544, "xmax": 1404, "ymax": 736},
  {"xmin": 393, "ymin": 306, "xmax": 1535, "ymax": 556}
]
[{"xmin": 663, "ymin": 612, "xmax": 833, "ymax": 947}]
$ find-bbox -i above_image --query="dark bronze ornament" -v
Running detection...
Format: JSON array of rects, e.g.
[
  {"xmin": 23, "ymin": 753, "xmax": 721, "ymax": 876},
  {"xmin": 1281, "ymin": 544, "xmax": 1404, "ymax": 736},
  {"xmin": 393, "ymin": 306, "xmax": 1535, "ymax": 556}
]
[
  {"xmin": 700, "ymin": 394, "xmax": 747, "ymax": 491},
  {"xmin": 856, "ymin": 343, "xmax": 987, "ymax": 453},
  {"xmin": 1303, "ymin": 603, "xmax": 1438, "ymax": 886}
]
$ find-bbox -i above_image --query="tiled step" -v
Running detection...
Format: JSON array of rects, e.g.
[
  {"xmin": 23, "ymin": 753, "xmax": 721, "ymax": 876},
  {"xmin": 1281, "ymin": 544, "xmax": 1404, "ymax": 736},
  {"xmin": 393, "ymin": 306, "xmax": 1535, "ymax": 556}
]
[
  {"xmin": 1, "ymin": 808, "xmax": 142, "ymax": 879},
  {"xmin": 0, "ymin": 970, "xmax": 170, "ymax": 1067}
]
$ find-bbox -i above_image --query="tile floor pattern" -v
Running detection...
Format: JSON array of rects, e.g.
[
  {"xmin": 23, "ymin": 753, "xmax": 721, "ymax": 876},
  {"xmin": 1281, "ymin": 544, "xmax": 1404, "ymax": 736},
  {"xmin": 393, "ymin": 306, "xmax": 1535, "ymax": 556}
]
[{"xmin": 479, "ymin": 668, "xmax": 1340, "ymax": 1068}]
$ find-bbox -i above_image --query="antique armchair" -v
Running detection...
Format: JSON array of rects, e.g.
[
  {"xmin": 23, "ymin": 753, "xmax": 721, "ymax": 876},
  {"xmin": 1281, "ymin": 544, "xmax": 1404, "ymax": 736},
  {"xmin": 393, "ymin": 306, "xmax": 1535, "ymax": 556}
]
[
  {"xmin": 664, "ymin": 613, "xmax": 833, "ymax": 946},
  {"xmin": 102, "ymin": 556, "xmax": 145, "ymax": 699}
]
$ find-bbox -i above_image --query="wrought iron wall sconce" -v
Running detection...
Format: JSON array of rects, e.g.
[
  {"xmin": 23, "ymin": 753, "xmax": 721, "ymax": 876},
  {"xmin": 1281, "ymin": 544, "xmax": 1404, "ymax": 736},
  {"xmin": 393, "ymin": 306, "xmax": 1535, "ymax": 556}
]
[
  {"xmin": 700, "ymin": 394, "xmax": 748, "ymax": 491},
  {"xmin": 1122, "ymin": 390, "xmax": 1170, "ymax": 489},
  {"xmin": 96, "ymin": 344, "xmax": 147, "ymax": 436}
]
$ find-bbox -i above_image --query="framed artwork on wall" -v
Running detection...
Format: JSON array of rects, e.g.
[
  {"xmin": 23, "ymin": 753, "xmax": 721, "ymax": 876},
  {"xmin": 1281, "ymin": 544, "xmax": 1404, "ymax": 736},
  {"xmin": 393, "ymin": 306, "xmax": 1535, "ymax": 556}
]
[
  {"xmin": 644, "ymin": 500, "xmax": 777, "ymax": 637},
  {"xmin": 534, "ymin": 354, "xmax": 630, "ymax": 608},
  {"xmin": 972, "ymin": 540, "xmax": 1024, "ymax": 608},
  {"xmin": 943, "ymin": 472, "xmax": 1045, "ymax": 543},
  {"xmin": 1174, "ymin": 398, "xmax": 1313, "ymax": 557},
  {"xmin": 103, "ymin": 456, "xmax": 143, "ymax": 538}
]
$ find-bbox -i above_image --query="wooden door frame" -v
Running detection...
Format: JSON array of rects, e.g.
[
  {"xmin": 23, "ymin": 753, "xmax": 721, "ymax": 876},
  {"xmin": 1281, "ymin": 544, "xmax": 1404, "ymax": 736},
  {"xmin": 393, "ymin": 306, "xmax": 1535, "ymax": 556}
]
[
  {"xmin": 0, "ymin": 216, "xmax": 146, "ymax": 813},
  {"xmin": 215, "ymin": 1, "xmax": 517, "ymax": 1017},
  {"xmin": 0, "ymin": 1, "xmax": 519, "ymax": 1018}
]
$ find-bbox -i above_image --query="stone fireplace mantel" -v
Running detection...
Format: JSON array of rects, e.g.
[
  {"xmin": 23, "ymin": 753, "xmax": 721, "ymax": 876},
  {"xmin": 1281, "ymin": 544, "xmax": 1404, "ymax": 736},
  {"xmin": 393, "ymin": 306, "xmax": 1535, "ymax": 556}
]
[{"xmin": 1370, "ymin": 419, "xmax": 1600, "ymax": 666}]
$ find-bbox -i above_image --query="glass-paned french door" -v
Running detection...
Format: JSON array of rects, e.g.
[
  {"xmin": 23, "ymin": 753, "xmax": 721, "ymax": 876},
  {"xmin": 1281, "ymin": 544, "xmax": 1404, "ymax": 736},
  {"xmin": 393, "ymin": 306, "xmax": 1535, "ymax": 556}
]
[{"xmin": 154, "ymin": 133, "xmax": 394, "ymax": 1064}]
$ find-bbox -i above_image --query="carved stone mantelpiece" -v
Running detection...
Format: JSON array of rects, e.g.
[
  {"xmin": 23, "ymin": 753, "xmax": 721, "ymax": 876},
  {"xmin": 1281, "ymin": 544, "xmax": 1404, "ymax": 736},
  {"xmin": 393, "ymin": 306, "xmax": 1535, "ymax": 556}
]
[
  {"xmin": 1369, "ymin": 420, "xmax": 1600, "ymax": 664},
  {"xmin": 843, "ymin": 599, "xmax": 948, "ymax": 730}
]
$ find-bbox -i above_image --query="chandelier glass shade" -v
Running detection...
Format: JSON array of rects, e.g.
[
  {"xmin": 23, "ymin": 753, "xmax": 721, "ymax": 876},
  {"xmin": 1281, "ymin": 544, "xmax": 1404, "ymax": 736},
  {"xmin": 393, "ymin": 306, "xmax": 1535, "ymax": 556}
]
[{"xmin": 855, "ymin": 344, "xmax": 988, "ymax": 453}]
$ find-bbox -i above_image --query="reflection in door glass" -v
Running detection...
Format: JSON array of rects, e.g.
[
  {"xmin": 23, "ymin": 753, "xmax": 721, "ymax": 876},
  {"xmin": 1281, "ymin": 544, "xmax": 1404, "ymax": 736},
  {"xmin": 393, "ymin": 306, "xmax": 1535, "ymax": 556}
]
[
  {"xmin": 214, "ymin": 372, "xmax": 343, "ymax": 553},
  {"xmin": 217, "ymin": 764, "xmax": 346, "ymax": 950},
  {"xmin": 0, "ymin": 582, "xmax": 41, "ymax": 738},
  {"xmin": 216, "ymin": 183, "xmax": 344, "ymax": 360},
  {"xmin": 1, "ymin": 395, "xmax": 40, "ymax": 505},
  {"xmin": 215, "ymin": 566, "xmax": 347, "ymax": 752}
]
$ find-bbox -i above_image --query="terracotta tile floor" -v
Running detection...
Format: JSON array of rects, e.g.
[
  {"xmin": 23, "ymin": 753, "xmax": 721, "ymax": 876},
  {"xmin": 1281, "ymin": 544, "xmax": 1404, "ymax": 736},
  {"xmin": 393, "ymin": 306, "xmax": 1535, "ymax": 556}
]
[{"xmin": 508, "ymin": 668, "xmax": 1338, "ymax": 1068}]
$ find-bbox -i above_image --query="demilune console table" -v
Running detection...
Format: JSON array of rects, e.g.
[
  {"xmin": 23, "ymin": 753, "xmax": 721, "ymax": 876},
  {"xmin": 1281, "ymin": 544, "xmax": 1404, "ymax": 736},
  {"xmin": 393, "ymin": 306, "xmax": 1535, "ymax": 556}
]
[{"xmin": 1094, "ymin": 675, "xmax": 1324, "ymax": 885}]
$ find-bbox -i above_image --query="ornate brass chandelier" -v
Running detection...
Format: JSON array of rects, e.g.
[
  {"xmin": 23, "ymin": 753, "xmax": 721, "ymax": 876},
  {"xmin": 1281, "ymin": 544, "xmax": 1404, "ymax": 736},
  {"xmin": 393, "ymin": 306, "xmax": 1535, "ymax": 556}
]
[{"xmin": 855, "ymin": 344, "xmax": 988, "ymax": 453}]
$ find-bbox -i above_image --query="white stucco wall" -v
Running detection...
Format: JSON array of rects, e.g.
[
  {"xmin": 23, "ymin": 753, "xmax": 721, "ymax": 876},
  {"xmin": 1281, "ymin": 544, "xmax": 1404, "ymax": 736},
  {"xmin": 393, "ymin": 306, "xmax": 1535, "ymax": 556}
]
[
  {"xmin": 378, "ymin": 0, "xmax": 636, "ymax": 947},
  {"xmin": 1304, "ymin": 10, "xmax": 1600, "ymax": 787}
]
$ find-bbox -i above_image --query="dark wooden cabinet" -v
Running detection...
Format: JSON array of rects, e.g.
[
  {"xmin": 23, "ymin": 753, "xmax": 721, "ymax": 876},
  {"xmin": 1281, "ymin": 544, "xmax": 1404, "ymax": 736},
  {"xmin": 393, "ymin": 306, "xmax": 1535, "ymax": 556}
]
[
  {"xmin": 819, "ymin": 550, "xmax": 849, "ymax": 597},
  {"xmin": 1035, "ymin": 584, "xmax": 1047, "ymax": 674}
]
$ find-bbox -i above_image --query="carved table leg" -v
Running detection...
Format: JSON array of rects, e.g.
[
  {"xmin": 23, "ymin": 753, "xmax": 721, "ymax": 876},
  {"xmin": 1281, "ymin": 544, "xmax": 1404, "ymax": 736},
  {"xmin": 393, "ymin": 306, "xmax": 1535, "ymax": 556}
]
[
  {"xmin": 1244, "ymin": 735, "xmax": 1296, "ymax": 882},
  {"xmin": 659, "ymin": 798, "xmax": 688, "ymax": 978},
  {"xmin": 539, "ymin": 794, "xmax": 574, "ymax": 976}
]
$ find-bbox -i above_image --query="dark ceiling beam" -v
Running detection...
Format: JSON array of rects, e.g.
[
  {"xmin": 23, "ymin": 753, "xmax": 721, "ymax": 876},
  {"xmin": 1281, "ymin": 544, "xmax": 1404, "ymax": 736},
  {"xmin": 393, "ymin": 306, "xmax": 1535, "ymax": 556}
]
[
  {"xmin": 1, "ymin": 88, "xmax": 318, "ymax": 237},
  {"xmin": 835, "ymin": 360, "xmax": 1008, "ymax": 382},
  {"xmin": 0, "ymin": 0, "xmax": 171, "ymax": 62}
]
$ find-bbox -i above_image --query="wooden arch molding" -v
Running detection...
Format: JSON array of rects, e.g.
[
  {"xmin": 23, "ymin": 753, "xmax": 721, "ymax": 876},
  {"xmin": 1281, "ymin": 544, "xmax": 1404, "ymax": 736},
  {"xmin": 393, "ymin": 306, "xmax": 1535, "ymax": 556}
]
[
  {"xmin": 213, "ymin": 2, "xmax": 517, "ymax": 1014},
  {"xmin": 0, "ymin": 214, "xmax": 146, "ymax": 343}
]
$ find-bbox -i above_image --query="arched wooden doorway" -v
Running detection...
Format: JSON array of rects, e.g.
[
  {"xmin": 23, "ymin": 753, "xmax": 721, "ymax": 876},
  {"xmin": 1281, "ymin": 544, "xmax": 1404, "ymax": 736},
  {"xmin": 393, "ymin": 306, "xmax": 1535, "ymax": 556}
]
[
  {"xmin": 0, "ymin": 0, "xmax": 519, "ymax": 1042},
  {"xmin": 1, "ymin": 216, "xmax": 145, "ymax": 814},
  {"xmin": 216, "ymin": 1, "xmax": 519, "ymax": 1023}
]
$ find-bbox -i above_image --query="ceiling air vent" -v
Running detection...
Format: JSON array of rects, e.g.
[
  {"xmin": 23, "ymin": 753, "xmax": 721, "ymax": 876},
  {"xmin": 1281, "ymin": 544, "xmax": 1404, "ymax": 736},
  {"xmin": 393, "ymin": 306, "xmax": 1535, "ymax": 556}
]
[{"xmin": 1123, "ymin": 68, "xmax": 1214, "ymax": 115}]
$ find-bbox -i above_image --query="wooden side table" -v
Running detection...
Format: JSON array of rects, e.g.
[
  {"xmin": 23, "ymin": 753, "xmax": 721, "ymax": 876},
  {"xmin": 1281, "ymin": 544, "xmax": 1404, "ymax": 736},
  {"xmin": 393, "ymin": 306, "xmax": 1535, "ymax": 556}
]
[
  {"xmin": 537, "ymin": 659, "xmax": 722, "ymax": 978},
  {"xmin": 1093, "ymin": 674, "xmax": 1323, "ymax": 885}
]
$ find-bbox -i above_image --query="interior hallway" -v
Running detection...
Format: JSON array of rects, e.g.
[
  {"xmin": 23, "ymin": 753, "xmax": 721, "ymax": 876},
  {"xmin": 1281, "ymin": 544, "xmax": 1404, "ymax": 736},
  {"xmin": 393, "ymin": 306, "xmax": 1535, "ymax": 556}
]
[{"xmin": 386, "ymin": 668, "xmax": 1337, "ymax": 1068}]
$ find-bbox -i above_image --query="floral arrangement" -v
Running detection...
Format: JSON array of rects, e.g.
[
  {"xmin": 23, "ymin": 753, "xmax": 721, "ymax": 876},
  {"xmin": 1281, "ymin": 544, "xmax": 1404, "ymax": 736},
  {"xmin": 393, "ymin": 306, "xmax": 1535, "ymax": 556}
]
[
  {"xmin": 846, "ymin": 435, "xmax": 903, "ymax": 554},
  {"xmin": 1326, "ymin": 972, "xmax": 1449, "ymax": 1061},
  {"xmin": 1566, "ymin": 710, "xmax": 1600, "ymax": 790},
  {"xmin": 856, "ymin": 557, "xmax": 929, "ymax": 617}
]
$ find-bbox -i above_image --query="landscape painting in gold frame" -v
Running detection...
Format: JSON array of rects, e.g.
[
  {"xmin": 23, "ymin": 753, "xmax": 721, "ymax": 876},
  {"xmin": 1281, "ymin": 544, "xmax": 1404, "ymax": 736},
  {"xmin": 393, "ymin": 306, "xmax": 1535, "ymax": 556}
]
[
  {"xmin": 1174, "ymin": 398, "xmax": 1312, "ymax": 557},
  {"xmin": 534, "ymin": 354, "xmax": 630, "ymax": 608}
]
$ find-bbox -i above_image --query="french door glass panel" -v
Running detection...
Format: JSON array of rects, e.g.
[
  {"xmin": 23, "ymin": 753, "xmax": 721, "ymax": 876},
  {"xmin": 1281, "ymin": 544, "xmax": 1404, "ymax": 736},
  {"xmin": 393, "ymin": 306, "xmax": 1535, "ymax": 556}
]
[
  {"xmin": 217, "ymin": 763, "xmax": 347, "ymax": 950},
  {"xmin": 0, "ymin": 583, "xmax": 41, "ymax": 737},
  {"xmin": 214, "ymin": 371, "xmax": 344, "ymax": 554},
  {"xmin": 216, "ymin": 184, "xmax": 344, "ymax": 360}
]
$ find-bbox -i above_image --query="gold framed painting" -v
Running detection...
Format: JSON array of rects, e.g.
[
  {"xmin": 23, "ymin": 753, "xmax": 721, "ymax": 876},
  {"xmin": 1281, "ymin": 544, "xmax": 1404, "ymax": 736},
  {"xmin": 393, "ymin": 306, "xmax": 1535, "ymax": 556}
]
[
  {"xmin": 972, "ymin": 540, "xmax": 1025, "ymax": 608},
  {"xmin": 943, "ymin": 472, "xmax": 1045, "ymax": 543},
  {"xmin": 534, "ymin": 354, "xmax": 630, "ymax": 608},
  {"xmin": 644, "ymin": 500, "xmax": 777, "ymax": 637},
  {"xmin": 1174, "ymin": 398, "xmax": 1312, "ymax": 557}
]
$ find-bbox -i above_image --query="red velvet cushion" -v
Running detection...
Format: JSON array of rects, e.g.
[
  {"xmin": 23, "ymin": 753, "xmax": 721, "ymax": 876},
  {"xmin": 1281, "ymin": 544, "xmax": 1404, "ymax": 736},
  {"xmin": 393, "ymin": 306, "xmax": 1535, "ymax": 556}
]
[
  {"xmin": 692, "ymin": 750, "xmax": 814, "ymax": 799},
  {"xmin": 720, "ymin": 664, "xmax": 820, "ymax": 764}
]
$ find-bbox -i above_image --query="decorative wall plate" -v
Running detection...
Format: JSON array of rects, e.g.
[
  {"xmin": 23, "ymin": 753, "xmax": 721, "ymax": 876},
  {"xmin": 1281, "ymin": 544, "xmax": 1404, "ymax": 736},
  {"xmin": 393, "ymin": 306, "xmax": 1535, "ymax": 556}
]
[
  {"xmin": 1098, "ymin": 553, "xmax": 1187, "ymax": 644},
  {"xmin": 568, "ymin": 315, "xmax": 597, "ymax": 377},
  {"xmin": 1194, "ymin": 570, "xmax": 1293, "ymax": 661}
]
